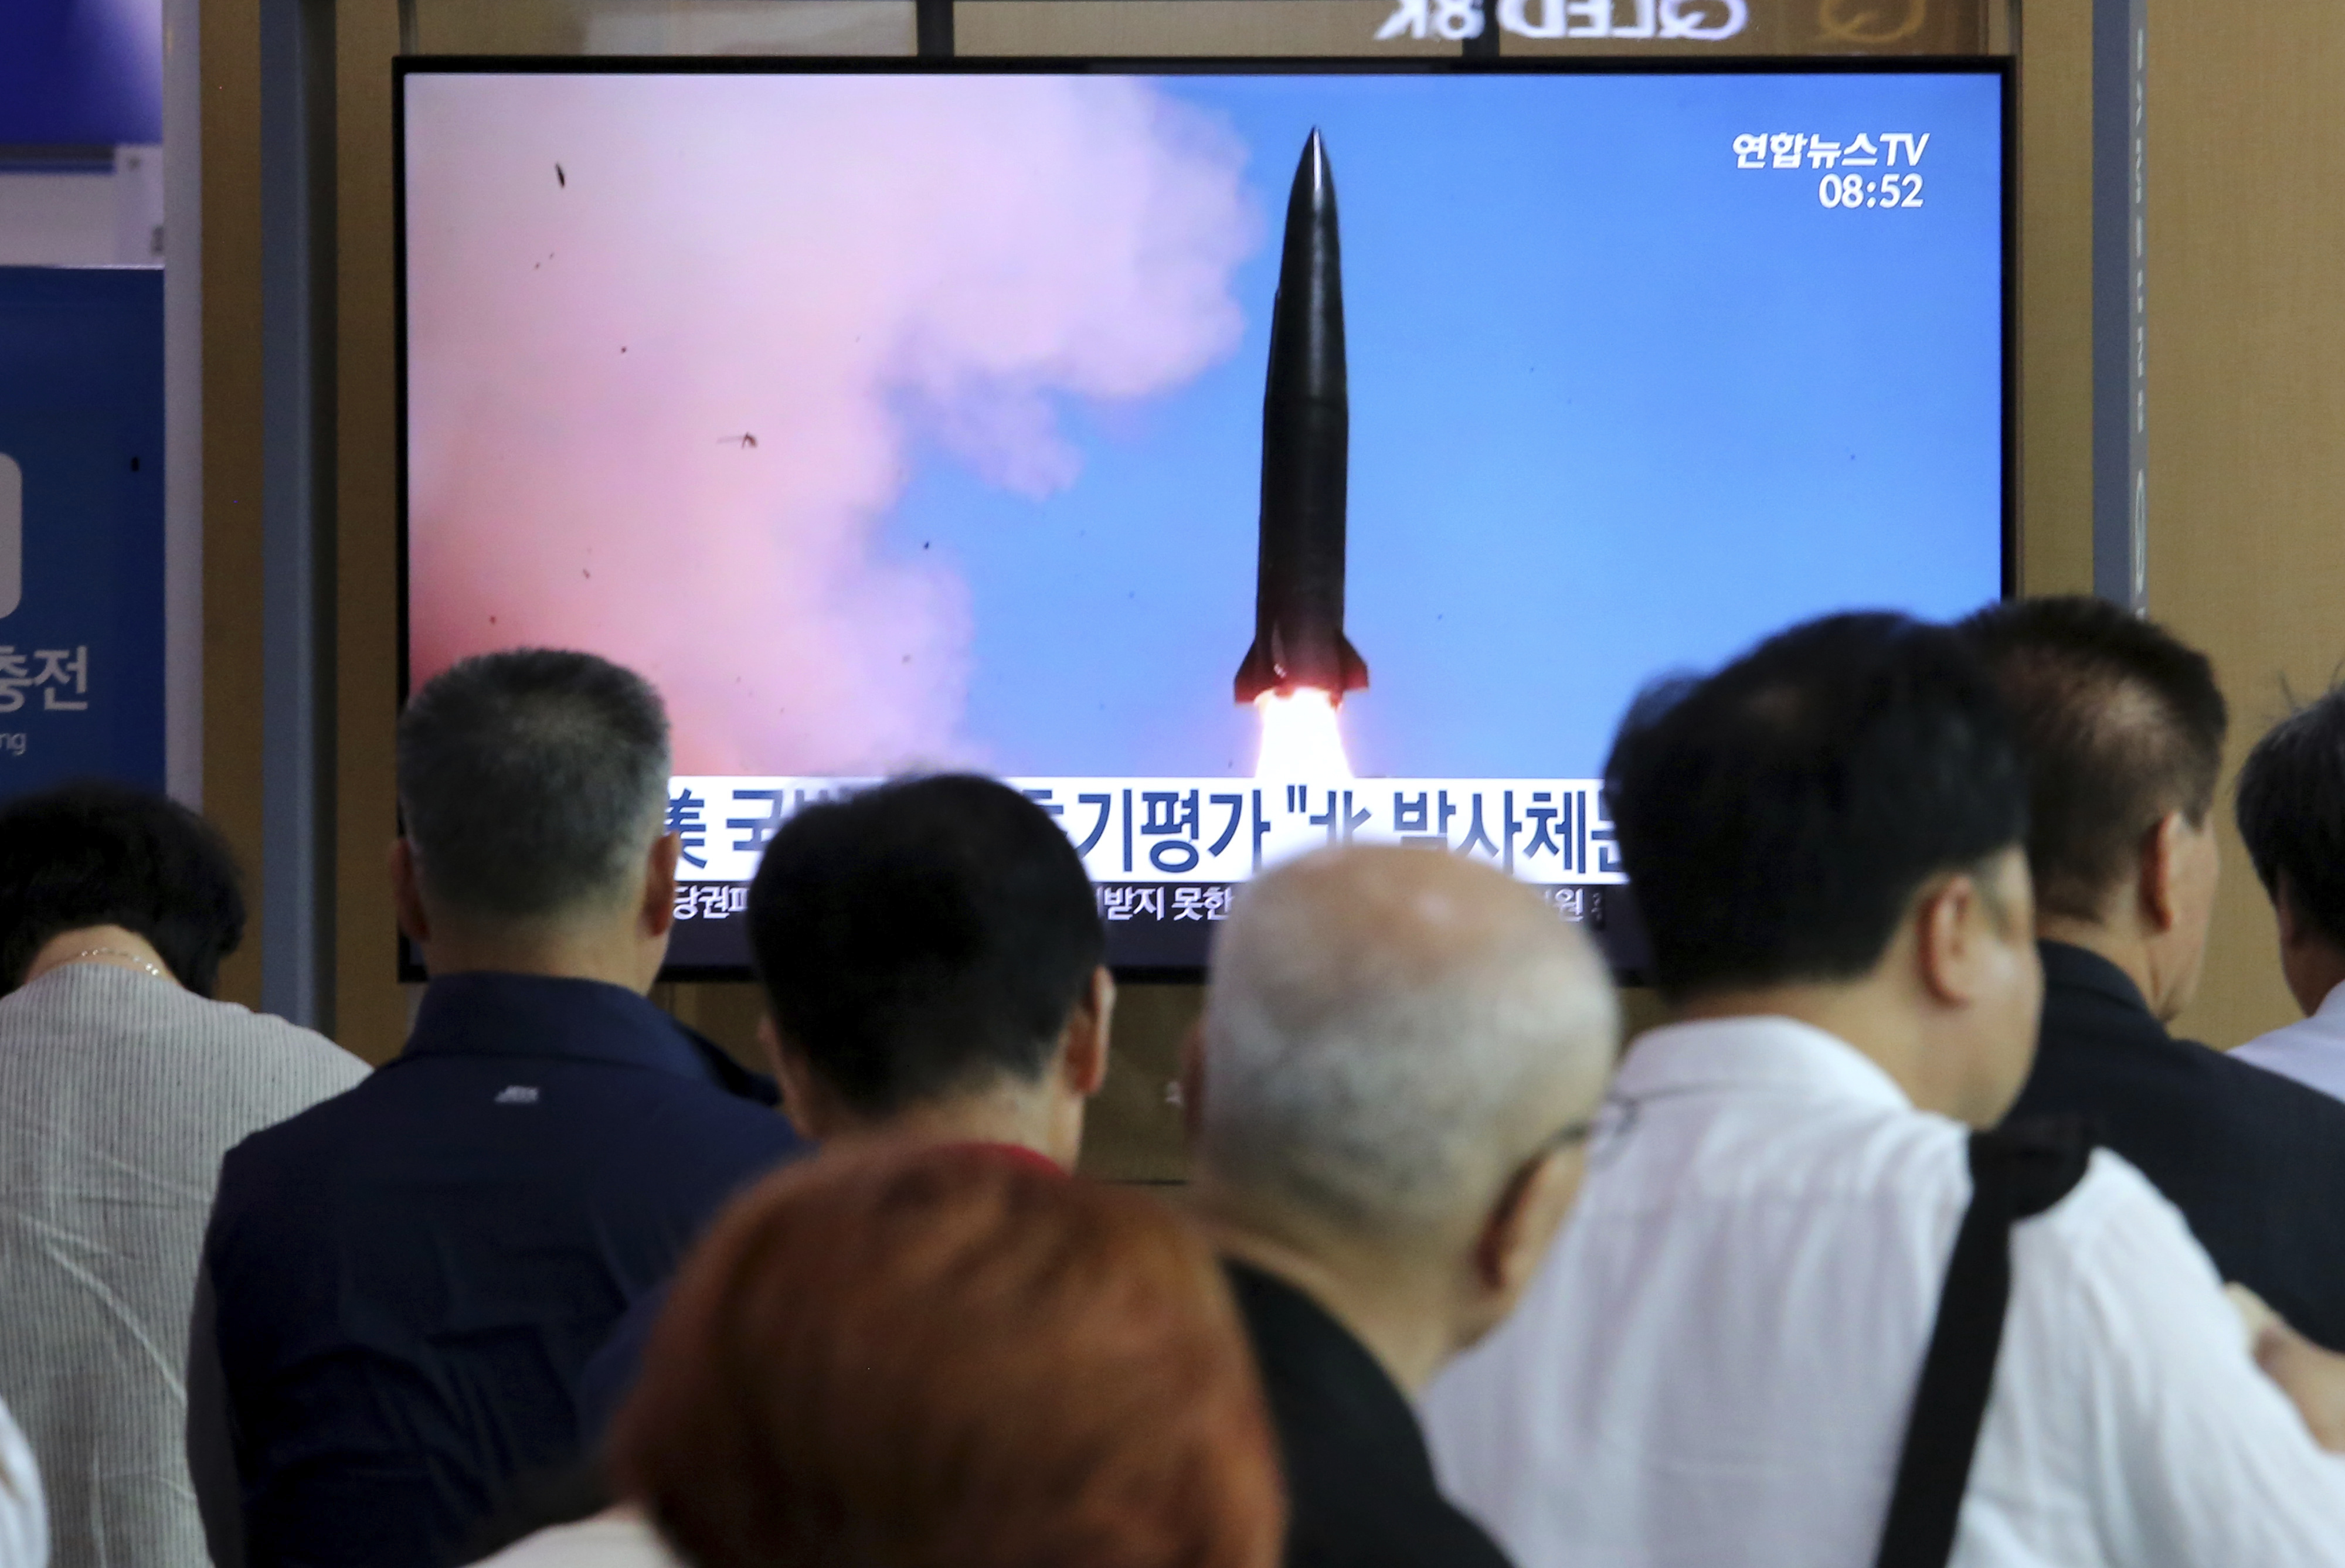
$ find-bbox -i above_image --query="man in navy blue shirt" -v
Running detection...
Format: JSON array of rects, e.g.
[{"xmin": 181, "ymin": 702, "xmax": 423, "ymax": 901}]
[{"xmin": 186, "ymin": 650, "xmax": 804, "ymax": 1568}]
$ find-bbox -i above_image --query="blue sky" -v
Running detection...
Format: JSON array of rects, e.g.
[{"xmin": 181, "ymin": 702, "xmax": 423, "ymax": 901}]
[{"xmin": 883, "ymin": 70, "xmax": 2006, "ymax": 778}]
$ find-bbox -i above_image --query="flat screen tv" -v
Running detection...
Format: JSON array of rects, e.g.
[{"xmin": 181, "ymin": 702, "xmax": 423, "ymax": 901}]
[{"xmin": 397, "ymin": 56, "xmax": 2011, "ymax": 978}]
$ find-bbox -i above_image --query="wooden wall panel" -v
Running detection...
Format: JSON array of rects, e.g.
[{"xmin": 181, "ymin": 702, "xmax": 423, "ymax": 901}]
[
  {"xmin": 2153, "ymin": 1, "xmax": 2345, "ymax": 1051},
  {"xmin": 2016, "ymin": 0, "xmax": 2093, "ymax": 598},
  {"xmin": 332, "ymin": 0, "xmax": 409, "ymax": 1064}
]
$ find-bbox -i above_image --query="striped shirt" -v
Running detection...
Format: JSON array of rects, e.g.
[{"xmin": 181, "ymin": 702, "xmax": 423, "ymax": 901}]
[{"xmin": 0, "ymin": 964, "xmax": 365, "ymax": 1568}]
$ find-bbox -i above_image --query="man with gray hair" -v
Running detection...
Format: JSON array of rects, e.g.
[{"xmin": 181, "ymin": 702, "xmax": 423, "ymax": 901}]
[
  {"xmin": 189, "ymin": 651, "xmax": 803, "ymax": 1568},
  {"xmin": 1187, "ymin": 845, "xmax": 1617, "ymax": 1568}
]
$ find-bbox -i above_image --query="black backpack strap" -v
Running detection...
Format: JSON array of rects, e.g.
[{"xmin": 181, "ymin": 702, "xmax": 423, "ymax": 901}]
[{"xmin": 1871, "ymin": 1117, "xmax": 2092, "ymax": 1568}]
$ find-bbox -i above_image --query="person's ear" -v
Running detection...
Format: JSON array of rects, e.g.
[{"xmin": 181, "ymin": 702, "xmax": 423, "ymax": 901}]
[
  {"xmin": 754, "ymin": 1012, "xmax": 787, "ymax": 1080},
  {"xmin": 388, "ymin": 838, "xmax": 432, "ymax": 945},
  {"xmin": 1914, "ymin": 870, "xmax": 1994, "ymax": 1007},
  {"xmin": 1177, "ymin": 1019, "xmax": 1207, "ymax": 1147},
  {"xmin": 1471, "ymin": 1143, "xmax": 1587, "ymax": 1324},
  {"xmin": 2141, "ymin": 811, "xmax": 2187, "ymax": 936},
  {"xmin": 2277, "ymin": 872, "xmax": 2309, "ymax": 950},
  {"xmin": 641, "ymin": 832, "xmax": 682, "ymax": 940},
  {"xmin": 763, "ymin": 1019, "xmax": 832, "ymax": 1142},
  {"xmin": 1058, "ymin": 965, "xmax": 1116, "ymax": 1099}
]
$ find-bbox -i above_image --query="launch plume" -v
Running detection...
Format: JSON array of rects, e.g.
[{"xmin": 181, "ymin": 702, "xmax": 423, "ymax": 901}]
[{"xmin": 405, "ymin": 73, "xmax": 1256, "ymax": 773}]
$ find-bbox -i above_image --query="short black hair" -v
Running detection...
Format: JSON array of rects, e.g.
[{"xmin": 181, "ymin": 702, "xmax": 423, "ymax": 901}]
[
  {"xmin": 399, "ymin": 649, "xmax": 671, "ymax": 919},
  {"xmin": 2237, "ymin": 685, "xmax": 2345, "ymax": 948},
  {"xmin": 1961, "ymin": 596, "xmax": 2228, "ymax": 923},
  {"xmin": 0, "ymin": 780, "xmax": 246, "ymax": 996},
  {"xmin": 747, "ymin": 774, "xmax": 1105, "ymax": 1115},
  {"xmin": 1605, "ymin": 612, "xmax": 2028, "ymax": 1002}
]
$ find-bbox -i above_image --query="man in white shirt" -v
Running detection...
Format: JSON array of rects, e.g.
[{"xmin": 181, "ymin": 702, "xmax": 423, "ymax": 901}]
[
  {"xmin": 1422, "ymin": 611, "xmax": 2345, "ymax": 1568},
  {"xmin": 2232, "ymin": 685, "xmax": 2345, "ymax": 1102}
]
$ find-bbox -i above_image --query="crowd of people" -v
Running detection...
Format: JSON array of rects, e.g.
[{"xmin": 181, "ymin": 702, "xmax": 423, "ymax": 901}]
[{"xmin": 1, "ymin": 596, "xmax": 2344, "ymax": 1567}]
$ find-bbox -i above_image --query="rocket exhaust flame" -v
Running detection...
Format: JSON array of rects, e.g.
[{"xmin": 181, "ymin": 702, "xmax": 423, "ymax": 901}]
[{"xmin": 1254, "ymin": 688, "xmax": 1353, "ymax": 780}]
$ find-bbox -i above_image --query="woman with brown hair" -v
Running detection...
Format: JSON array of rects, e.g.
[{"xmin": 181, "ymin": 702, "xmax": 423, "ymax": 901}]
[{"xmin": 474, "ymin": 1142, "xmax": 1283, "ymax": 1568}]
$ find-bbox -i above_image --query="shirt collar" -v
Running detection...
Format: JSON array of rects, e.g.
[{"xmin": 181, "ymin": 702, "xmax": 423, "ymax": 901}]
[
  {"xmin": 402, "ymin": 972, "xmax": 714, "ymax": 1081},
  {"xmin": 2316, "ymin": 979, "xmax": 2345, "ymax": 1022},
  {"xmin": 2036, "ymin": 940, "xmax": 2154, "ymax": 1015},
  {"xmin": 1615, "ymin": 1013, "xmax": 1913, "ymax": 1113}
]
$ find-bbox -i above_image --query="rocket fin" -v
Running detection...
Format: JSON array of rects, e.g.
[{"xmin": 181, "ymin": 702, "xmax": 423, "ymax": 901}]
[
  {"xmin": 1235, "ymin": 638, "xmax": 1278, "ymax": 705},
  {"xmin": 1233, "ymin": 633, "xmax": 1369, "ymax": 705}
]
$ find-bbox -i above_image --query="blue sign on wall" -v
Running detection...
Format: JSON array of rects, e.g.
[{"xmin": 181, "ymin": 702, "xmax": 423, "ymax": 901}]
[
  {"xmin": 0, "ymin": 0, "xmax": 165, "ymax": 147},
  {"xmin": 0, "ymin": 268, "xmax": 165, "ymax": 796}
]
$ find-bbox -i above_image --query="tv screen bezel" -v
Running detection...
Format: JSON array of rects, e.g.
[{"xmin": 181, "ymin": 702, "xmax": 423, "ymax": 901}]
[{"xmin": 392, "ymin": 52, "xmax": 2018, "ymax": 985}]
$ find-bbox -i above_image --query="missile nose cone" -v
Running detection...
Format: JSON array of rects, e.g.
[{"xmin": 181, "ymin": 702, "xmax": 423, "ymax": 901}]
[
  {"xmin": 1290, "ymin": 127, "xmax": 1336, "ymax": 227},
  {"xmin": 1272, "ymin": 131, "xmax": 1344, "ymax": 400}
]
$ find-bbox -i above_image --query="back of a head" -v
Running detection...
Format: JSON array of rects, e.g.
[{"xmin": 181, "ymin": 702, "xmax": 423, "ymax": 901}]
[
  {"xmin": 1197, "ymin": 845, "xmax": 1616, "ymax": 1248},
  {"xmin": 1606, "ymin": 612, "xmax": 2027, "ymax": 1001},
  {"xmin": 1961, "ymin": 596, "xmax": 2227, "ymax": 923},
  {"xmin": 607, "ymin": 1145, "xmax": 1282, "ymax": 1568},
  {"xmin": 397, "ymin": 649, "xmax": 671, "ymax": 922},
  {"xmin": 2238, "ymin": 685, "xmax": 2345, "ymax": 947},
  {"xmin": 0, "ymin": 780, "xmax": 246, "ymax": 996},
  {"xmin": 747, "ymin": 774, "xmax": 1103, "ymax": 1115}
]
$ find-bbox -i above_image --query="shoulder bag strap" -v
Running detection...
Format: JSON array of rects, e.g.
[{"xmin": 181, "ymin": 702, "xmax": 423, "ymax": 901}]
[{"xmin": 1871, "ymin": 1115, "xmax": 2092, "ymax": 1568}]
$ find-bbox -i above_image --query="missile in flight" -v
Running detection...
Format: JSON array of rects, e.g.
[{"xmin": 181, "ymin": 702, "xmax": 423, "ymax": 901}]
[{"xmin": 1235, "ymin": 128, "xmax": 1369, "ymax": 707}]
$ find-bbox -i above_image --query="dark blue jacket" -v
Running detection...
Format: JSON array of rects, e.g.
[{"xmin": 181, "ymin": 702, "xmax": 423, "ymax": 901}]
[
  {"xmin": 2010, "ymin": 940, "xmax": 2345, "ymax": 1351},
  {"xmin": 196, "ymin": 973, "xmax": 804, "ymax": 1568}
]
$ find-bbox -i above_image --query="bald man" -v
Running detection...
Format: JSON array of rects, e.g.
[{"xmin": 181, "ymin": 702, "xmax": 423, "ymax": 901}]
[{"xmin": 1185, "ymin": 846, "xmax": 1619, "ymax": 1568}]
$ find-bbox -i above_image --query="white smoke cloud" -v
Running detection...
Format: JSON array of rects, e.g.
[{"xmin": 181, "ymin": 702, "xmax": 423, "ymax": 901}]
[{"xmin": 404, "ymin": 72, "xmax": 1257, "ymax": 773}]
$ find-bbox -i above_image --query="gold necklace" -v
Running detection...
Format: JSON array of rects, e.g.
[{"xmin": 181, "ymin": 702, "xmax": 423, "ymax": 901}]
[{"xmin": 67, "ymin": 948, "xmax": 171, "ymax": 983}]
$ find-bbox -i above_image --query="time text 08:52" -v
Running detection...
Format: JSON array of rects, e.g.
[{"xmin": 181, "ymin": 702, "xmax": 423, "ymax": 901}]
[{"xmin": 1819, "ymin": 172, "xmax": 1923, "ymax": 209}]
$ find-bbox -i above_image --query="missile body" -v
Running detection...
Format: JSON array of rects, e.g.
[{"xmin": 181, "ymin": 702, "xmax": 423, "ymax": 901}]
[{"xmin": 1235, "ymin": 129, "xmax": 1369, "ymax": 706}]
